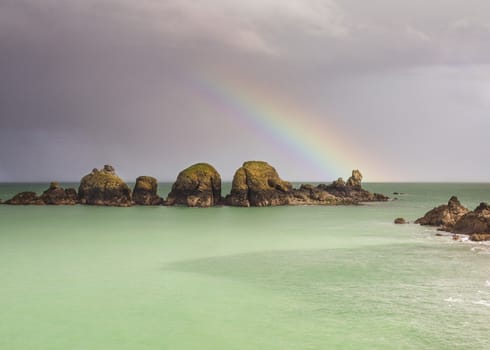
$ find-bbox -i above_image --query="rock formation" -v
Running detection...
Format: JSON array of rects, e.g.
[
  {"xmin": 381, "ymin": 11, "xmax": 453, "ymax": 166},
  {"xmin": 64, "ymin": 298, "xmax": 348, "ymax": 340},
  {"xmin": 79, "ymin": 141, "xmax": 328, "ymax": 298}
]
[
  {"xmin": 5, "ymin": 191, "xmax": 44, "ymax": 205},
  {"xmin": 226, "ymin": 161, "xmax": 292, "ymax": 207},
  {"xmin": 41, "ymin": 182, "xmax": 78, "ymax": 205},
  {"xmin": 132, "ymin": 176, "xmax": 163, "ymax": 205},
  {"xmin": 166, "ymin": 163, "xmax": 222, "ymax": 207},
  {"xmin": 394, "ymin": 218, "xmax": 407, "ymax": 224},
  {"xmin": 452, "ymin": 202, "xmax": 490, "ymax": 235},
  {"xmin": 320, "ymin": 170, "xmax": 389, "ymax": 202},
  {"xmin": 415, "ymin": 196, "xmax": 469, "ymax": 231},
  {"xmin": 78, "ymin": 165, "xmax": 132, "ymax": 207}
]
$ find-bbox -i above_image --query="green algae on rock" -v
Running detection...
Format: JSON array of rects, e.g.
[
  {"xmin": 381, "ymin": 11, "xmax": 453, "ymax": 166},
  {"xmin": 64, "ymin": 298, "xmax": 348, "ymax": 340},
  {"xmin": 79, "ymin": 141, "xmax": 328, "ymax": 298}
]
[
  {"xmin": 133, "ymin": 176, "xmax": 163, "ymax": 205},
  {"xmin": 78, "ymin": 165, "xmax": 132, "ymax": 207},
  {"xmin": 226, "ymin": 161, "xmax": 293, "ymax": 207},
  {"xmin": 166, "ymin": 163, "xmax": 222, "ymax": 207}
]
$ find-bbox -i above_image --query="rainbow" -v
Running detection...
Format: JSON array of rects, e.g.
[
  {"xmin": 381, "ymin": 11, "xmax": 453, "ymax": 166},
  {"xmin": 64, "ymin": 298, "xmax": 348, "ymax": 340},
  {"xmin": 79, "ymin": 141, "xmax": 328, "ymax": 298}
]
[{"xmin": 188, "ymin": 68, "xmax": 384, "ymax": 181}]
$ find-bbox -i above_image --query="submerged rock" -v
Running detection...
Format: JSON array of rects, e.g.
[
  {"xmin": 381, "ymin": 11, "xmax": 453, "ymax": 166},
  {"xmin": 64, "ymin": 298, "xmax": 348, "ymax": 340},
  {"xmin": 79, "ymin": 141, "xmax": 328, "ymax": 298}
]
[
  {"xmin": 415, "ymin": 196, "xmax": 469, "ymax": 231},
  {"xmin": 452, "ymin": 202, "xmax": 490, "ymax": 235},
  {"xmin": 133, "ymin": 176, "xmax": 163, "ymax": 205},
  {"xmin": 166, "ymin": 163, "xmax": 221, "ymax": 207},
  {"xmin": 394, "ymin": 217, "xmax": 407, "ymax": 224},
  {"xmin": 78, "ymin": 165, "xmax": 132, "ymax": 207},
  {"xmin": 5, "ymin": 191, "xmax": 44, "ymax": 205},
  {"xmin": 226, "ymin": 161, "xmax": 292, "ymax": 207},
  {"xmin": 41, "ymin": 182, "xmax": 78, "ymax": 205}
]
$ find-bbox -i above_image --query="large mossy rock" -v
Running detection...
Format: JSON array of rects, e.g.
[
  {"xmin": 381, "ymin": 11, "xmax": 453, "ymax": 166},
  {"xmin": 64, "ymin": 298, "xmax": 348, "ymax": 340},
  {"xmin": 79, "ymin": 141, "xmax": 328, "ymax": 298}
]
[
  {"xmin": 5, "ymin": 191, "xmax": 45, "ymax": 205},
  {"xmin": 78, "ymin": 165, "xmax": 132, "ymax": 207},
  {"xmin": 226, "ymin": 161, "xmax": 292, "ymax": 207},
  {"xmin": 452, "ymin": 202, "xmax": 490, "ymax": 235},
  {"xmin": 133, "ymin": 176, "xmax": 163, "ymax": 205},
  {"xmin": 41, "ymin": 182, "xmax": 78, "ymax": 205},
  {"xmin": 166, "ymin": 163, "xmax": 222, "ymax": 207},
  {"xmin": 415, "ymin": 196, "xmax": 469, "ymax": 231}
]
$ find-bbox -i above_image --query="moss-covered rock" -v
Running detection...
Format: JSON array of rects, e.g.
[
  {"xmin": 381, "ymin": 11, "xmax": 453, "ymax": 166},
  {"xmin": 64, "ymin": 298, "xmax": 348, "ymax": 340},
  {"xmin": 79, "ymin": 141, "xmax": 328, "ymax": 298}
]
[
  {"xmin": 166, "ymin": 163, "xmax": 222, "ymax": 207},
  {"xmin": 133, "ymin": 176, "xmax": 163, "ymax": 205},
  {"xmin": 78, "ymin": 165, "xmax": 132, "ymax": 207},
  {"xmin": 5, "ymin": 191, "xmax": 45, "ymax": 205},
  {"xmin": 41, "ymin": 182, "xmax": 78, "ymax": 205},
  {"xmin": 226, "ymin": 161, "xmax": 292, "ymax": 207}
]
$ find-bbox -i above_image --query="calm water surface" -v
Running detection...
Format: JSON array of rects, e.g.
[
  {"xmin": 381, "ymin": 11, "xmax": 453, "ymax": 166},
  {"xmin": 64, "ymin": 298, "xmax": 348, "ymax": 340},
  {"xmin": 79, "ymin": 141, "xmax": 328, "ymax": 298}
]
[{"xmin": 1, "ymin": 183, "xmax": 489, "ymax": 349}]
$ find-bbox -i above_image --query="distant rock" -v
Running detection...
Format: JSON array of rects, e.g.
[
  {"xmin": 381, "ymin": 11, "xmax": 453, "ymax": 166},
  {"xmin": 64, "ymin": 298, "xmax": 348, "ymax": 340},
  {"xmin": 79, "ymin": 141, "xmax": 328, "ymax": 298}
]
[
  {"xmin": 415, "ymin": 196, "xmax": 469, "ymax": 231},
  {"xmin": 5, "ymin": 191, "xmax": 44, "ymax": 205},
  {"xmin": 133, "ymin": 176, "xmax": 163, "ymax": 205},
  {"xmin": 166, "ymin": 163, "xmax": 222, "ymax": 207},
  {"xmin": 287, "ymin": 184, "xmax": 353, "ymax": 206},
  {"xmin": 452, "ymin": 202, "xmax": 490, "ymax": 235},
  {"xmin": 78, "ymin": 165, "xmax": 132, "ymax": 207},
  {"xmin": 226, "ymin": 161, "xmax": 292, "ymax": 207},
  {"xmin": 41, "ymin": 182, "xmax": 78, "ymax": 205},
  {"xmin": 394, "ymin": 217, "xmax": 407, "ymax": 224},
  {"xmin": 320, "ymin": 170, "xmax": 389, "ymax": 202}
]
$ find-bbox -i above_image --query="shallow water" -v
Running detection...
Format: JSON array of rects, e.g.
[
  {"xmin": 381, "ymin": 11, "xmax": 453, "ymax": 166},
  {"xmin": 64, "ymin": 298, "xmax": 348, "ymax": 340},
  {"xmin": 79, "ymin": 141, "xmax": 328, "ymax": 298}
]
[{"xmin": 0, "ymin": 183, "xmax": 489, "ymax": 349}]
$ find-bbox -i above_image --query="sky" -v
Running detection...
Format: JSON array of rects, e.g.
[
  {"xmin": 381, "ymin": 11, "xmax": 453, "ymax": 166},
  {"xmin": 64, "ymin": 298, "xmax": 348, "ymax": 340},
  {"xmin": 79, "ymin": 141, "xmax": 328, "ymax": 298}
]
[{"xmin": 1, "ymin": 0, "xmax": 490, "ymax": 182}]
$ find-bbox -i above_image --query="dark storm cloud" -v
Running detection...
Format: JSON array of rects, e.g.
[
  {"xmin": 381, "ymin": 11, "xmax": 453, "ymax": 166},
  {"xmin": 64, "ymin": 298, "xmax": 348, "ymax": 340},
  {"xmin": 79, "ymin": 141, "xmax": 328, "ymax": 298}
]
[{"xmin": 1, "ymin": 0, "xmax": 490, "ymax": 181}]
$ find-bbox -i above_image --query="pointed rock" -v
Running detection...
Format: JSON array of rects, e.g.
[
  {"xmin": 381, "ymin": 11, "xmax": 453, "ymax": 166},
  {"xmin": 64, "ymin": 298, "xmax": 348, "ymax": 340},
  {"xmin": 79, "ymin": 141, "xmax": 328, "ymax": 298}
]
[{"xmin": 415, "ymin": 196, "xmax": 469, "ymax": 231}]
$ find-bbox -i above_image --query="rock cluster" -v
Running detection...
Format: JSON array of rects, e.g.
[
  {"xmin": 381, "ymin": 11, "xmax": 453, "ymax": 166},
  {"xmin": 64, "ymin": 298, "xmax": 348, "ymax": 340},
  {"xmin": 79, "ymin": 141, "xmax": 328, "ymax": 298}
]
[
  {"xmin": 133, "ymin": 176, "xmax": 163, "ymax": 205},
  {"xmin": 78, "ymin": 165, "xmax": 132, "ymax": 207},
  {"xmin": 416, "ymin": 197, "xmax": 490, "ymax": 241},
  {"xmin": 2, "ymin": 162, "xmax": 389, "ymax": 208},
  {"xmin": 166, "ymin": 163, "xmax": 222, "ymax": 207}
]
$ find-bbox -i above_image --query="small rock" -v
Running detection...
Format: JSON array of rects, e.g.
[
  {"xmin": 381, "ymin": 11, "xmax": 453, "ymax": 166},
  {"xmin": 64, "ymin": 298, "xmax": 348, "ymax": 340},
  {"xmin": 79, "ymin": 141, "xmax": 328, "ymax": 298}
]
[{"xmin": 394, "ymin": 217, "xmax": 407, "ymax": 224}]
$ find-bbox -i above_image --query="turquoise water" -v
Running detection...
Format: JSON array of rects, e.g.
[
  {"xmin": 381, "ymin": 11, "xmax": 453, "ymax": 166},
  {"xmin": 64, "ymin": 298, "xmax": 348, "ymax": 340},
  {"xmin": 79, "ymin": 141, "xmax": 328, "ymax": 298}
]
[{"xmin": 1, "ymin": 183, "xmax": 489, "ymax": 349}]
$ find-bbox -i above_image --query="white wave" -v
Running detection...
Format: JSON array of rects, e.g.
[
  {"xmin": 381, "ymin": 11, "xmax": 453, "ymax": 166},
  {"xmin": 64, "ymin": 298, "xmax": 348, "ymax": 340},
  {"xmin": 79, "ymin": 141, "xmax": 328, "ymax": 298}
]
[
  {"xmin": 445, "ymin": 297, "xmax": 463, "ymax": 303},
  {"xmin": 473, "ymin": 300, "xmax": 490, "ymax": 307}
]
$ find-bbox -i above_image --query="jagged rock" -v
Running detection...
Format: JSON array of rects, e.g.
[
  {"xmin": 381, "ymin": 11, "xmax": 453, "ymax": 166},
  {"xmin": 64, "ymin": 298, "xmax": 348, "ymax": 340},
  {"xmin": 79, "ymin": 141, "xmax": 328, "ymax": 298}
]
[
  {"xmin": 415, "ymin": 196, "xmax": 469, "ymax": 231},
  {"xmin": 452, "ymin": 203, "xmax": 490, "ymax": 235},
  {"xmin": 287, "ymin": 184, "xmax": 353, "ymax": 206},
  {"xmin": 469, "ymin": 233, "xmax": 490, "ymax": 242},
  {"xmin": 321, "ymin": 170, "xmax": 389, "ymax": 202},
  {"xmin": 226, "ymin": 161, "xmax": 292, "ymax": 207},
  {"xmin": 166, "ymin": 163, "xmax": 221, "ymax": 207},
  {"xmin": 346, "ymin": 169, "xmax": 363, "ymax": 188},
  {"xmin": 40, "ymin": 182, "xmax": 78, "ymax": 205},
  {"xmin": 5, "ymin": 192, "xmax": 44, "ymax": 205},
  {"xmin": 78, "ymin": 165, "xmax": 132, "ymax": 207},
  {"xmin": 394, "ymin": 217, "xmax": 407, "ymax": 224},
  {"xmin": 133, "ymin": 176, "xmax": 163, "ymax": 205}
]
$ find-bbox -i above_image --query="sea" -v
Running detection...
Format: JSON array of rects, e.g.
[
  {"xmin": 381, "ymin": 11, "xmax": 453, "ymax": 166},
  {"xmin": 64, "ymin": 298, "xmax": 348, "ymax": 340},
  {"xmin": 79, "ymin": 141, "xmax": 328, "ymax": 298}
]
[{"xmin": 1, "ymin": 183, "xmax": 489, "ymax": 350}]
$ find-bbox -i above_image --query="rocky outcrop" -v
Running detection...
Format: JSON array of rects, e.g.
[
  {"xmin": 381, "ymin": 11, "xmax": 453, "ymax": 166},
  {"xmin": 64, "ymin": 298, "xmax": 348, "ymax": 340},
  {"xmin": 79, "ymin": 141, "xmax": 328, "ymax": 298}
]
[
  {"xmin": 226, "ymin": 161, "xmax": 292, "ymax": 207},
  {"xmin": 452, "ymin": 203, "xmax": 490, "ymax": 235},
  {"xmin": 5, "ymin": 191, "xmax": 44, "ymax": 205},
  {"xmin": 415, "ymin": 196, "xmax": 469, "ymax": 231},
  {"xmin": 132, "ymin": 176, "xmax": 163, "ymax": 205},
  {"xmin": 78, "ymin": 165, "xmax": 132, "ymax": 207},
  {"xmin": 41, "ymin": 182, "xmax": 78, "ymax": 205},
  {"xmin": 320, "ymin": 170, "xmax": 389, "ymax": 202},
  {"xmin": 286, "ymin": 184, "xmax": 354, "ymax": 206},
  {"xmin": 469, "ymin": 233, "xmax": 490, "ymax": 242},
  {"xmin": 166, "ymin": 163, "xmax": 221, "ymax": 207}
]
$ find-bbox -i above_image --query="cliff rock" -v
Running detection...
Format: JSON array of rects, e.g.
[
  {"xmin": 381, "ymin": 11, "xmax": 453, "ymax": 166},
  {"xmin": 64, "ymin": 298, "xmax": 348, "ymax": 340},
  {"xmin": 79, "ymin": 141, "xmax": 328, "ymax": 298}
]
[
  {"xmin": 133, "ymin": 176, "xmax": 163, "ymax": 205},
  {"xmin": 78, "ymin": 165, "xmax": 132, "ymax": 207},
  {"xmin": 226, "ymin": 161, "xmax": 292, "ymax": 207},
  {"xmin": 415, "ymin": 196, "xmax": 469, "ymax": 231},
  {"xmin": 166, "ymin": 163, "xmax": 221, "ymax": 207}
]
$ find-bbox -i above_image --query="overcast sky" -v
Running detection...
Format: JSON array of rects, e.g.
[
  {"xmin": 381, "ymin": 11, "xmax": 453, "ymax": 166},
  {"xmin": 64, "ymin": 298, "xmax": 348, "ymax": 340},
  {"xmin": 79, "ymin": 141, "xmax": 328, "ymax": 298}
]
[{"xmin": 1, "ymin": 0, "xmax": 489, "ymax": 182}]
